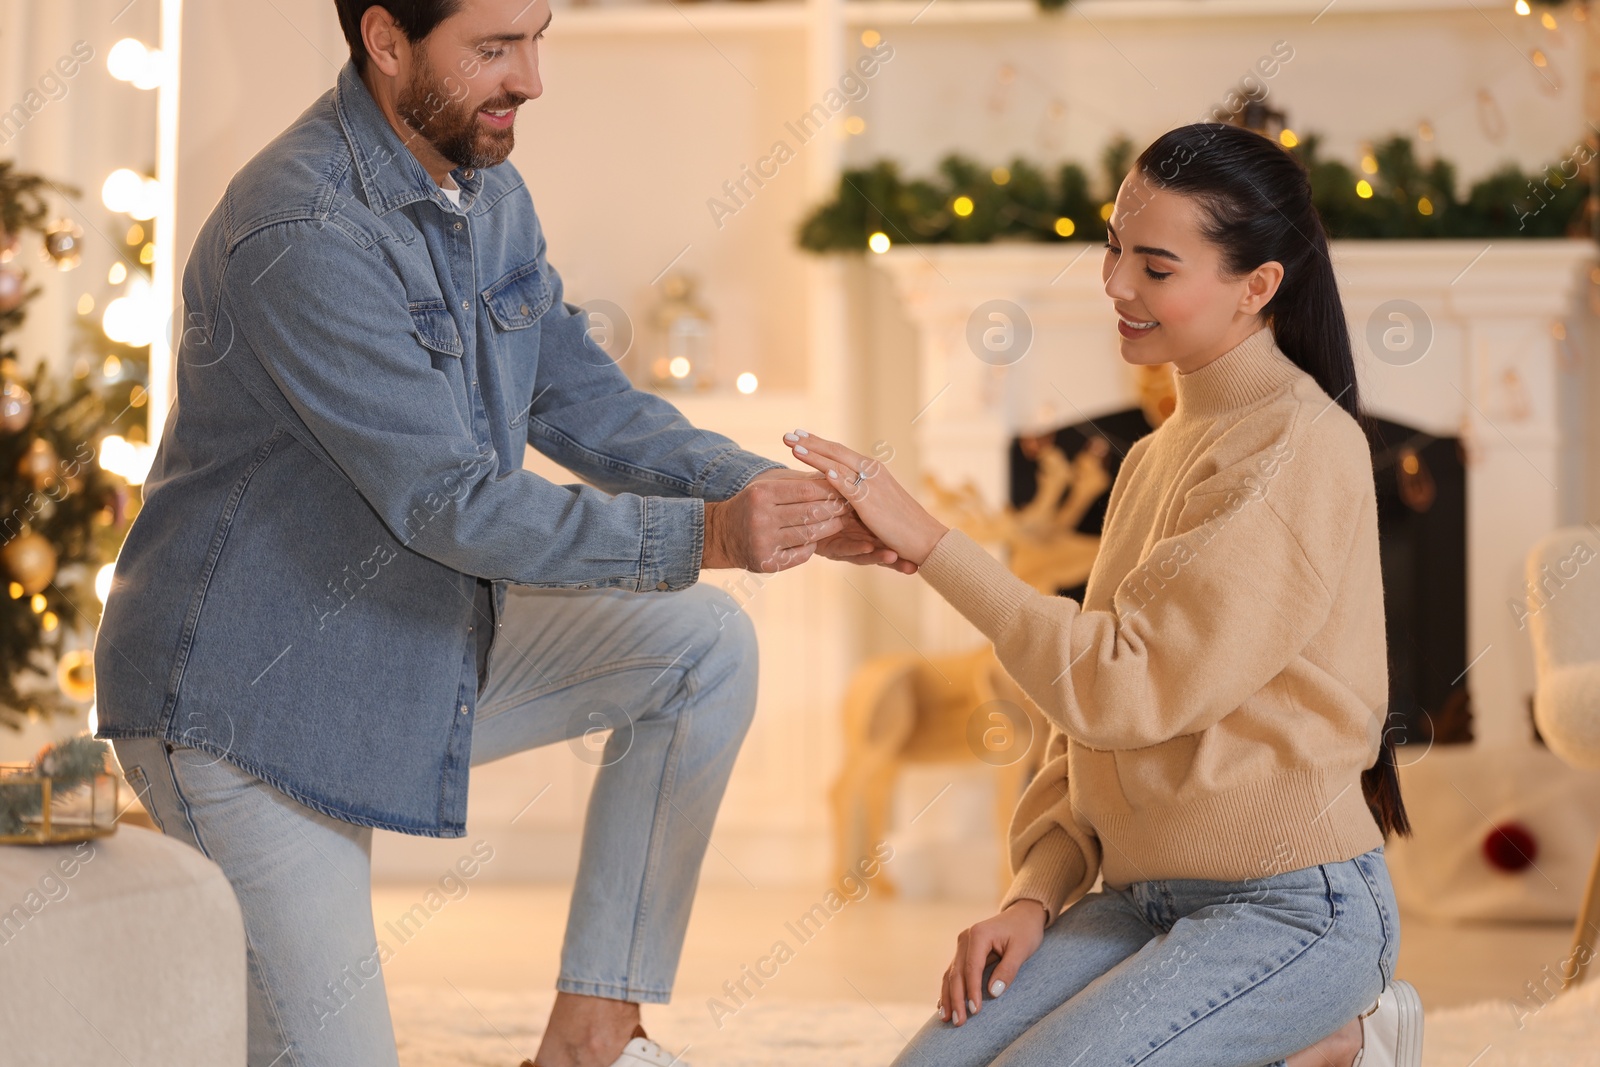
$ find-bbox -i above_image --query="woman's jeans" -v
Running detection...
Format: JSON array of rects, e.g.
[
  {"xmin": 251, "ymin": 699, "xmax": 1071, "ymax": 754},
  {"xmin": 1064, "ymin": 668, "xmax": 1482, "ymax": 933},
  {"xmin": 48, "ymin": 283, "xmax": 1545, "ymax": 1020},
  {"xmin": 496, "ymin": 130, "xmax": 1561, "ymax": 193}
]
[
  {"xmin": 111, "ymin": 580, "xmax": 758, "ymax": 1067},
  {"xmin": 892, "ymin": 847, "xmax": 1400, "ymax": 1067}
]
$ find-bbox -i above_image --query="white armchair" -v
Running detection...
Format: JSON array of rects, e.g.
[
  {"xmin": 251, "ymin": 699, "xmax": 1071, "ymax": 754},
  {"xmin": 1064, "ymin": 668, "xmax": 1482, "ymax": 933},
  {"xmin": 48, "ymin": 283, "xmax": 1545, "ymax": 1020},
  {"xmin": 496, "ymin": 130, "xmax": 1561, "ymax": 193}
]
[{"xmin": 1526, "ymin": 525, "xmax": 1600, "ymax": 987}]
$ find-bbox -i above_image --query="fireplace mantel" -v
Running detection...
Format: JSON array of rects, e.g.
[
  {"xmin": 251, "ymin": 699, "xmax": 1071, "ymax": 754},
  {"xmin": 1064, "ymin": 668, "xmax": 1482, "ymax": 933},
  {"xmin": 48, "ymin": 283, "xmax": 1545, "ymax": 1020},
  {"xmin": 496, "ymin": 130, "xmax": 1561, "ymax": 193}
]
[{"xmin": 875, "ymin": 239, "xmax": 1597, "ymax": 747}]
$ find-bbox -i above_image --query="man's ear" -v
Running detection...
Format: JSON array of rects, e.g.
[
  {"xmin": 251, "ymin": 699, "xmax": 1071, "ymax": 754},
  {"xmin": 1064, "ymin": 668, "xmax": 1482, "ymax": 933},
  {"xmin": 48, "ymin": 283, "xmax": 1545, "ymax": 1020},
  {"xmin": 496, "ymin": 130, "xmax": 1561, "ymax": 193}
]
[
  {"xmin": 1240, "ymin": 260, "xmax": 1284, "ymax": 315},
  {"xmin": 361, "ymin": 5, "xmax": 406, "ymax": 79}
]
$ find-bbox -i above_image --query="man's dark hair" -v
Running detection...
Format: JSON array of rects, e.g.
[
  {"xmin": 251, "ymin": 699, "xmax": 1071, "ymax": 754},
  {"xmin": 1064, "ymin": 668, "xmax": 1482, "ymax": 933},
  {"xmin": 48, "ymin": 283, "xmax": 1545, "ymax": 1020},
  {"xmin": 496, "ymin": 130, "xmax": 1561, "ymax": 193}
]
[{"xmin": 334, "ymin": 0, "xmax": 464, "ymax": 74}]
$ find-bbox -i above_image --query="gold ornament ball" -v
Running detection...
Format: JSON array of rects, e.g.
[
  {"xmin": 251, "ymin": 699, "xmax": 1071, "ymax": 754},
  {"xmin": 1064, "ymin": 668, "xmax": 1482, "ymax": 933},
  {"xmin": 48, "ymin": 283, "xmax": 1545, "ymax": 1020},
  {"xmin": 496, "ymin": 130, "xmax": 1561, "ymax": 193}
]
[
  {"xmin": 18, "ymin": 436, "xmax": 59, "ymax": 490},
  {"xmin": 43, "ymin": 221, "xmax": 84, "ymax": 270},
  {"xmin": 2, "ymin": 531, "xmax": 58, "ymax": 595},
  {"xmin": 0, "ymin": 378, "xmax": 31, "ymax": 431},
  {"xmin": 56, "ymin": 649, "xmax": 95, "ymax": 702},
  {"xmin": 0, "ymin": 265, "xmax": 25, "ymax": 313}
]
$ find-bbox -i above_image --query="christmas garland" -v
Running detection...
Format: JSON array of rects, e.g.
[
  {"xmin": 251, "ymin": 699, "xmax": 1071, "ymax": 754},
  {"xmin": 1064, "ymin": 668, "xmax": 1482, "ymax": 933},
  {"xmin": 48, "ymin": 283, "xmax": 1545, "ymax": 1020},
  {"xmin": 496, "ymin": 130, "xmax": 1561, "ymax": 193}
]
[{"xmin": 797, "ymin": 132, "xmax": 1594, "ymax": 251}]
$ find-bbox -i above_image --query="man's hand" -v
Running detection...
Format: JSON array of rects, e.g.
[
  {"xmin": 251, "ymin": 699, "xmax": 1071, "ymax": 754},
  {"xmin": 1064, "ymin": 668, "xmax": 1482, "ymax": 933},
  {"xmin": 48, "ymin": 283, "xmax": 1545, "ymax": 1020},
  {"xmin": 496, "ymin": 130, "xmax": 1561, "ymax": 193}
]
[{"xmin": 701, "ymin": 469, "xmax": 845, "ymax": 573}]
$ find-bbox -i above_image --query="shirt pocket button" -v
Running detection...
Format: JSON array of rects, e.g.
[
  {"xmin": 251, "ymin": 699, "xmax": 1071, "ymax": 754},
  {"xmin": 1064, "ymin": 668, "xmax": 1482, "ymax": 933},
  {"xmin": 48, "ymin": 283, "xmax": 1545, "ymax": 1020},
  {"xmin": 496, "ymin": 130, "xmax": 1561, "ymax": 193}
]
[{"xmin": 656, "ymin": 581, "xmax": 670, "ymax": 591}]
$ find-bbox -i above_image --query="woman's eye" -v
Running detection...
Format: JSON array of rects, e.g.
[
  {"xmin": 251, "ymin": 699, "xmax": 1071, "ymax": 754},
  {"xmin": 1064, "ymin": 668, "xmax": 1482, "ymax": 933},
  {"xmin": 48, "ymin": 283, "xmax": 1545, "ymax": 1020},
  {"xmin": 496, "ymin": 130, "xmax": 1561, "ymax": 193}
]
[
  {"xmin": 1103, "ymin": 241, "xmax": 1118, "ymax": 253},
  {"xmin": 1144, "ymin": 268, "xmax": 1172, "ymax": 280},
  {"xmin": 480, "ymin": 48, "xmax": 506, "ymax": 60}
]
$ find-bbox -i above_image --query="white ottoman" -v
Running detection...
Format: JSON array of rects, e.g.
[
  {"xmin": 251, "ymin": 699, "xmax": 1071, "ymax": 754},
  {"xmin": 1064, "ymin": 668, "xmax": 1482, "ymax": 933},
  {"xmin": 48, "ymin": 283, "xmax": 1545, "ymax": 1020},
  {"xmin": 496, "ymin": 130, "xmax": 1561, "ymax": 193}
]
[{"xmin": 0, "ymin": 824, "xmax": 246, "ymax": 1063}]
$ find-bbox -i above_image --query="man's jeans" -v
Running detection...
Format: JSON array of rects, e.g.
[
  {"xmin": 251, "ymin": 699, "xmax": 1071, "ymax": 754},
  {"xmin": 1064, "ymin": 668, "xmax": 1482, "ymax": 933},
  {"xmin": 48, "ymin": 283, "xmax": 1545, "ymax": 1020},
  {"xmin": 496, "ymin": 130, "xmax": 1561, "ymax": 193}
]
[
  {"xmin": 112, "ymin": 580, "xmax": 758, "ymax": 1067},
  {"xmin": 891, "ymin": 848, "xmax": 1400, "ymax": 1067}
]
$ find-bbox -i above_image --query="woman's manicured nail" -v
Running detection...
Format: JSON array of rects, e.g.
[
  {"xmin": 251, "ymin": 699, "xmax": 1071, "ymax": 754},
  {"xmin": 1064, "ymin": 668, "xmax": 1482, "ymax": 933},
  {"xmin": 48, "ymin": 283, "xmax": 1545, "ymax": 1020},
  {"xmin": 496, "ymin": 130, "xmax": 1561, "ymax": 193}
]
[
  {"xmin": 783, "ymin": 432, "xmax": 798, "ymax": 442},
  {"xmin": 827, "ymin": 469, "xmax": 838, "ymax": 479},
  {"xmin": 990, "ymin": 979, "xmax": 1006, "ymax": 997},
  {"xmin": 795, "ymin": 445, "xmax": 808, "ymax": 454},
  {"xmin": 967, "ymin": 999, "xmax": 977, "ymax": 1014},
  {"xmin": 796, "ymin": 429, "xmax": 810, "ymax": 437}
]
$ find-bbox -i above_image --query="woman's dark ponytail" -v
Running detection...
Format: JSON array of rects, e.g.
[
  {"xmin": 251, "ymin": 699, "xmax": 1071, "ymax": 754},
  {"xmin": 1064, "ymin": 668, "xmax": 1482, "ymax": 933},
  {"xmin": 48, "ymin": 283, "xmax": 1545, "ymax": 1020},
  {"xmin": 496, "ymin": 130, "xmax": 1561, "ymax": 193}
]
[{"xmin": 1133, "ymin": 123, "xmax": 1411, "ymax": 838}]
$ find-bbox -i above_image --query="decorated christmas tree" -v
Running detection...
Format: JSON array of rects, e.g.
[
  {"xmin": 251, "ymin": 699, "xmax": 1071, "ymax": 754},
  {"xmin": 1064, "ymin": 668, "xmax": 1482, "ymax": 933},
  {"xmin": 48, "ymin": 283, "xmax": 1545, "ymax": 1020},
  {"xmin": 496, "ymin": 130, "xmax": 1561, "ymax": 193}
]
[{"xmin": 0, "ymin": 160, "xmax": 142, "ymax": 730}]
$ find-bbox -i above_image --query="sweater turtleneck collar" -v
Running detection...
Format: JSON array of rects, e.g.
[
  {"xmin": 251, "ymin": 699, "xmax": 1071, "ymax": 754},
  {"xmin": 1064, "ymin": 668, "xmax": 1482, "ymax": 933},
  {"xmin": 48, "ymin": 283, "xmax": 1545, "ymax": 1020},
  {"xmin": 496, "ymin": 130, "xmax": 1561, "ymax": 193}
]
[{"xmin": 1170, "ymin": 325, "xmax": 1303, "ymax": 419}]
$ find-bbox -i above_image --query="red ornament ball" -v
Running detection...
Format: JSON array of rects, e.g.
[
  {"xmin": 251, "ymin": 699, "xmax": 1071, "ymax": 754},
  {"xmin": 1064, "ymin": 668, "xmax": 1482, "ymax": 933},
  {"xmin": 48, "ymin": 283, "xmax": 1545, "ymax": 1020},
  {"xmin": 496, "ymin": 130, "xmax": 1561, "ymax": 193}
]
[{"xmin": 1482, "ymin": 821, "xmax": 1538, "ymax": 873}]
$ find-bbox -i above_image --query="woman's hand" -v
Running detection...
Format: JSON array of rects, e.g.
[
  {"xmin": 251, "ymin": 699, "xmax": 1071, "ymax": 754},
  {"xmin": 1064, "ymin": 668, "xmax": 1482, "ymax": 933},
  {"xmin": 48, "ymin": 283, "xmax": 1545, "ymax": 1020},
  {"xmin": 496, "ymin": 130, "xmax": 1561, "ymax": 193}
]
[
  {"xmin": 939, "ymin": 899, "xmax": 1048, "ymax": 1026},
  {"xmin": 780, "ymin": 430, "xmax": 949, "ymax": 567}
]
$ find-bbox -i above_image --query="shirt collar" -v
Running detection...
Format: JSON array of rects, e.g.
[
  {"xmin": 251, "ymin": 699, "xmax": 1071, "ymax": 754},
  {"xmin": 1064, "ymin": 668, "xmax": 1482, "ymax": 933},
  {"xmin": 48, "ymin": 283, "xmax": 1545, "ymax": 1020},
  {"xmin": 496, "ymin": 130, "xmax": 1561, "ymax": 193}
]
[
  {"xmin": 1171, "ymin": 324, "xmax": 1303, "ymax": 419},
  {"xmin": 333, "ymin": 59, "xmax": 485, "ymax": 216}
]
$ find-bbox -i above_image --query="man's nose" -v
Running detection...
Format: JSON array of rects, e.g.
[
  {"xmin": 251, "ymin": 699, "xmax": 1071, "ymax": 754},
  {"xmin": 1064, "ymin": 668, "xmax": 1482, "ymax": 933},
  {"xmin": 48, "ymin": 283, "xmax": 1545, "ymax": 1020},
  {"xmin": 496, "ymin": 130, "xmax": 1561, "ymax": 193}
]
[{"xmin": 507, "ymin": 47, "xmax": 542, "ymax": 102}]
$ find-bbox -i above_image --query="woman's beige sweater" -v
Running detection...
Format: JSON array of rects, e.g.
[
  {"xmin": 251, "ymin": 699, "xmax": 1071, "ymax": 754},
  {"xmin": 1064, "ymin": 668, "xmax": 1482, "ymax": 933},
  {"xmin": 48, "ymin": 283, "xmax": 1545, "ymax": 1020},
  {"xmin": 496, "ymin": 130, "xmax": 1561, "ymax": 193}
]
[{"xmin": 917, "ymin": 324, "xmax": 1387, "ymax": 924}]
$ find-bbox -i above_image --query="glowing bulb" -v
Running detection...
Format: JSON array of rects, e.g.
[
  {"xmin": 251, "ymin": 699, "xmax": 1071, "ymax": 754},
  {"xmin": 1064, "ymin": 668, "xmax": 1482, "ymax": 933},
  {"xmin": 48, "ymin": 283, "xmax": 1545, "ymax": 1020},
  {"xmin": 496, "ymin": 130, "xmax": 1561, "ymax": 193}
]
[
  {"xmin": 30, "ymin": 594, "xmax": 46, "ymax": 614},
  {"xmin": 76, "ymin": 294, "xmax": 94, "ymax": 315},
  {"xmin": 990, "ymin": 167, "xmax": 1010, "ymax": 186},
  {"xmin": 1360, "ymin": 154, "xmax": 1378, "ymax": 175},
  {"xmin": 95, "ymin": 563, "xmax": 115, "ymax": 604},
  {"xmin": 108, "ymin": 262, "xmax": 127, "ymax": 285},
  {"xmin": 96, "ymin": 434, "xmax": 156, "ymax": 485},
  {"xmin": 844, "ymin": 116, "xmax": 866, "ymax": 135},
  {"xmin": 1279, "ymin": 129, "xmax": 1299, "ymax": 148},
  {"xmin": 1355, "ymin": 180, "xmax": 1374, "ymax": 199},
  {"xmin": 1054, "ymin": 217, "xmax": 1075, "ymax": 237},
  {"xmin": 860, "ymin": 29, "xmax": 881, "ymax": 47},
  {"xmin": 107, "ymin": 38, "xmax": 150, "ymax": 82},
  {"xmin": 1514, "ymin": 0, "xmax": 1530, "ymax": 13},
  {"xmin": 101, "ymin": 168, "xmax": 144, "ymax": 213},
  {"xmin": 952, "ymin": 196, "xmax": 974, "ymax": 217},
  {"xmin": 41, "ymin": 612, "xmax": 58, "ymax": 632},
  {"xmin": 131, "ymin": 48, "xmax": 170, "ymax": 90},
  {"xmin": 668, "ymin": 357, "xmax": 691, "ymax": 379},
  {"xmin": 1099, "ymin": 202, "xmax": 1115, "ymax": 221},
  {"xmin": 735, "ymin": 372, "xmax": 758, "ymax": 394},
  {"xmin": 8, "ymin": 582, "xmax": 21, "ymax": 599},
  {"xmin": 130, "ymin": 177, "xmax": 163, "ymax": 221},
  {"xmin": 102, "ymin": 277, "xmax": 159, "ymax": 347},
  {"xmin": 1417, "ymin": 197, "xmax": 1434, "ymax": 216},
  {"xmin": 868, "ymin": 232, "xmax": 891, "ymax": 254}
]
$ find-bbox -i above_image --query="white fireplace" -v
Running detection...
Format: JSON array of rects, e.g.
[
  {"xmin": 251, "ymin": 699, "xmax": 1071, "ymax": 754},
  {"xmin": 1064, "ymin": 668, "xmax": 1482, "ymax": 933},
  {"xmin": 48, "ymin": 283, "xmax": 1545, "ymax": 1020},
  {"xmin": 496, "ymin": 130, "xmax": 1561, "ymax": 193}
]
[{"xmin": 875, "ymin": 239, "xmax": 1598, "ymax": 749}]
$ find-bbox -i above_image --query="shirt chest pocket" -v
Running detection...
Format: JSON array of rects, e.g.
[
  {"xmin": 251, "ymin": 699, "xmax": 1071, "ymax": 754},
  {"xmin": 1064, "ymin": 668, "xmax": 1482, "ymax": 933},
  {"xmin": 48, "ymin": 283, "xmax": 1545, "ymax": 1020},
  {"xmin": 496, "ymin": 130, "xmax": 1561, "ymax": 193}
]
[
  {"xmin": 408, "ymin": 298, "xmax": 465, "ymax": 359},
  {"xmin": 482, "ymin": 262, "xmax": 553, "ymax": 331}
]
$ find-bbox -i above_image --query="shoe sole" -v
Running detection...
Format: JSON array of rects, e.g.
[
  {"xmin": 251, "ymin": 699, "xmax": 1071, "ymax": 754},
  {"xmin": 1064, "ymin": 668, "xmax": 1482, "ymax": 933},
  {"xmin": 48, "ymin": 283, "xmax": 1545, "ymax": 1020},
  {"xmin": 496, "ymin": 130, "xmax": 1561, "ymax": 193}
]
[{"xmin": 1393, "ymin": 979, "xmax": 1423, "ymax": 1067}]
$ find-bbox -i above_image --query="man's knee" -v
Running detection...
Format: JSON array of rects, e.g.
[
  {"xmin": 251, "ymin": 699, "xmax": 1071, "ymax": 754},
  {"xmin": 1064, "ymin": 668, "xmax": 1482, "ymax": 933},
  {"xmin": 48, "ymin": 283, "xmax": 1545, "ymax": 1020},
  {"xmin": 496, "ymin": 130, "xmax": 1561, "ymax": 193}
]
[{"xmin": 686, "ymin": 584, "xmax": 760, "ymax": 697}]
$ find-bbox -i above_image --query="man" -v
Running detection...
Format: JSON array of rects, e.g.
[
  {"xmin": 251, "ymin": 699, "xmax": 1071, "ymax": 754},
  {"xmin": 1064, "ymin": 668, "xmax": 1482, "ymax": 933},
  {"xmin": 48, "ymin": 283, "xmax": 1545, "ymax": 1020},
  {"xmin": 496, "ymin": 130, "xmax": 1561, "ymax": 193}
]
[{"xmin": 93, "ymin": 2, "xmax": 910, "ymax": 1064}]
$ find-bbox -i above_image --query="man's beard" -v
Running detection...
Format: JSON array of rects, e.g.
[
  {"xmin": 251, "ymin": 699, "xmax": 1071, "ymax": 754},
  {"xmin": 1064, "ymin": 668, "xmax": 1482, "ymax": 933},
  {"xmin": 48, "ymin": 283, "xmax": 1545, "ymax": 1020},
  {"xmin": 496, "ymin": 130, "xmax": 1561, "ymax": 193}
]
[{"xmin": 396, "ymin": 54, "xmax": 519, "ymax": 171}]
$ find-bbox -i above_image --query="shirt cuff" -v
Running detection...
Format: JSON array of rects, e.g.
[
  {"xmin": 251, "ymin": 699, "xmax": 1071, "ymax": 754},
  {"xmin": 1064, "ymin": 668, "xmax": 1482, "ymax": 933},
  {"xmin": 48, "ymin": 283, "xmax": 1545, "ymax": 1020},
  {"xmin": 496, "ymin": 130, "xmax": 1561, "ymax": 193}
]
[
  {"xmin": 696, "ymin": 448, "xmax": 787, "ymax": 501},
  {"xmin": 917, "ymin": 527, "xmax": 1040, "ymax": 641},
  {"xmin": 641, "ymin": 495, "xmax": 705, "ymax": 592},
  {"xmin": 998, "ymin": 828, "xmax": 1092, "ymax": 928}
]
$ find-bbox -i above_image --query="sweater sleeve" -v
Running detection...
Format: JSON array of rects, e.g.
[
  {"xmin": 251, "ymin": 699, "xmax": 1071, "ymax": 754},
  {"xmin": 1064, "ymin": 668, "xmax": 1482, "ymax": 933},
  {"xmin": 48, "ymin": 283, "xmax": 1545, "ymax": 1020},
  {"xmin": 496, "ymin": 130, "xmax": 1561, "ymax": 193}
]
[
  {"xmin": 996, "ymin": 729, "xmax": 1102, "ymax": 926},
  {"xmin": 917, "ymin": 421, "xmax": 1365, "ymax": 751}
]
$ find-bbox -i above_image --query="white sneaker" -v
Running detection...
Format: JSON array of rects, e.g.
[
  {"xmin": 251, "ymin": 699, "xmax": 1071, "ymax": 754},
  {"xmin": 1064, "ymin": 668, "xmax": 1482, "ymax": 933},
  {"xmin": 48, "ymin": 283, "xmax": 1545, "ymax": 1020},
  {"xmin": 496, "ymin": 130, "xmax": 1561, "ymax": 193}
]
[
  {"xmin": 519, "ymin": 1025, "xmax": 691, "ymax": 1067},
  {"xmin": 1351, "ymin": 979, "xmax": 1423, "ymax": 1067},
  {"xmin": 607, "ymin": 1031, "xmax": 690, "ymax": 1067}
]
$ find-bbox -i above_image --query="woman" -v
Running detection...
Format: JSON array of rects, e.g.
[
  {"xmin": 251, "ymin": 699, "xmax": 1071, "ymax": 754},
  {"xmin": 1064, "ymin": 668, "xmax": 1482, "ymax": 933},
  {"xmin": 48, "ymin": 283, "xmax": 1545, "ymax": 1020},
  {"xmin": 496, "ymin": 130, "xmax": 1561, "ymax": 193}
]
[{"xmin": 782, "ymin": 124, "xmax": 1421, "ymax": 1067}]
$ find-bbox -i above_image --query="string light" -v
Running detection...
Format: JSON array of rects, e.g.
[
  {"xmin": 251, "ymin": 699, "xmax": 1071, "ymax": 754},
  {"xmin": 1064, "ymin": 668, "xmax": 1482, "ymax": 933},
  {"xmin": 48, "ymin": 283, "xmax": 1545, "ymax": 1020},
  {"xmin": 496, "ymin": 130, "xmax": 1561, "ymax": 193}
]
[
  {"xmin": 952, "ymin": 196, "xmax": 974, "ymax": 217},
  {"xmin": 1054, "ymin": 217, "xmax": 1076, "ymax": 237},
  {"xmin": 868, "ymin": 232, "xmax": 891, "ymax": 253}
]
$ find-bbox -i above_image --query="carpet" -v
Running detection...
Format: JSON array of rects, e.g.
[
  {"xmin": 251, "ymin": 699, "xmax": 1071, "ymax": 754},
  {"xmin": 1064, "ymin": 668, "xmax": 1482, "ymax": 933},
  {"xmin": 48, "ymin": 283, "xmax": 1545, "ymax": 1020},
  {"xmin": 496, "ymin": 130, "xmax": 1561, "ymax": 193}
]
[{"xmin": 389, "ymin": 978, "xmax": 1600, "ymax": 1067}]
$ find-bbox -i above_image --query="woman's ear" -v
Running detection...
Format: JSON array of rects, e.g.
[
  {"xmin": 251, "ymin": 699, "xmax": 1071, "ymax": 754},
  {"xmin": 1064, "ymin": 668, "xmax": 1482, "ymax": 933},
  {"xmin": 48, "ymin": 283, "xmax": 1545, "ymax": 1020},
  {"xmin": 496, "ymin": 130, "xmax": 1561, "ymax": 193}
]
[{"xmin": 1240, "ymin": 260, "xmax": 1285, "ymax": 315}]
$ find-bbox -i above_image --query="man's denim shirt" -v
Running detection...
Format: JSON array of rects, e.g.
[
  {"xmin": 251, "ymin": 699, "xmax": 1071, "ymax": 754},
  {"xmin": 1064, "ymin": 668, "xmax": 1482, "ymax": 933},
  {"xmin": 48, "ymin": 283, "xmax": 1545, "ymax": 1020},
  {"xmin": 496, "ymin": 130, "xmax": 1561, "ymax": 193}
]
[{"xmin": 93, "ymin": 61, "xmax": 782, "ymax": 837}]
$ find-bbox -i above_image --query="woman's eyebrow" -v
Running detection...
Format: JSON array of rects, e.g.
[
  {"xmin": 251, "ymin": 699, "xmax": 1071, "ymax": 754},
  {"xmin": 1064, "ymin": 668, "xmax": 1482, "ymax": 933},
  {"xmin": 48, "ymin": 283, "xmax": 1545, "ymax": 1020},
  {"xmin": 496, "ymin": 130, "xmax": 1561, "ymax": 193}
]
[{"xmin": 1106, "ymin": 222, "xmax": 1183, "ymax": 262}]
